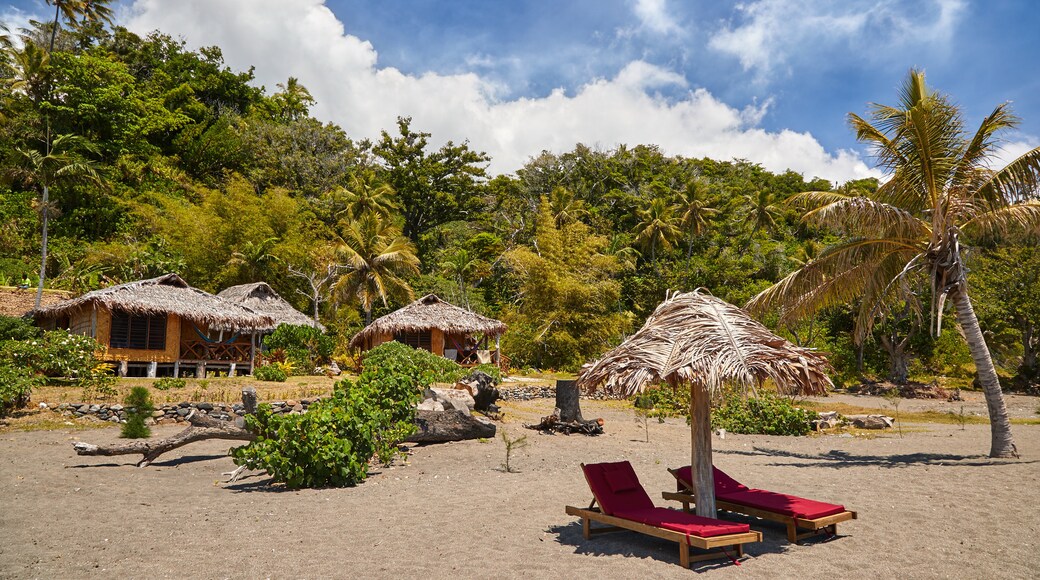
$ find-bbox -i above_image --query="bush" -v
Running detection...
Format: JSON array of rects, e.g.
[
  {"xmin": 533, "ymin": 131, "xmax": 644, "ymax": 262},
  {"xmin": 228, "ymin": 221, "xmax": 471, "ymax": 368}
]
[
  {"xmin": 472, "ymin": 363, "xmax": 503, "ymax": 385},
  {"xmin": 263, "ymin": 324, "xmax": 335, "ymax": 374},
  {"xmin": 0, "ymin": 363, "xmax": 43, "ymax": 417},
  {"xmin": 713, "ymin": 390, "xmax": 815, "ymax": 436},
  {"xmin": 0, "ymin": 316, "xmax": 41, "ymax": 341},
  {"xmin": 632, "ymin": 385, "xmax": 690, "ymax": 418},
  {"xmin": 254, "ymin": 364, "xmax": 288, "ymax": 382},
  {"xmin": 231, "ymin": 342, "xmax": 425, "ymax": 489},
  {"xmin": 0, "ymin": 330, "xmax": 107, "ymax": 379},
  {"xmin": 153, "ymin": 377, "xmax": 186, "ymax": 391},
  {"xmin": 121, "ymin": 387, "xmax": 154, "ymax": 439}
]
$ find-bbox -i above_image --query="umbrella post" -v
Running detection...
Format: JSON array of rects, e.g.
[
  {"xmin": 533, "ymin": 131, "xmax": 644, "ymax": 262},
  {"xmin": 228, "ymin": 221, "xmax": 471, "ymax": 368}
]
[{"xmin": 690, "ymin": 382, "xmax": 716, "ymax": 517}]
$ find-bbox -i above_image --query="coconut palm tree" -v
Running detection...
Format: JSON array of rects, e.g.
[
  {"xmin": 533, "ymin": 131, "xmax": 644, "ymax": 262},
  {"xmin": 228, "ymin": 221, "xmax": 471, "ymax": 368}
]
[
  {"xmin": 676, "ymin": 178, "xmax": 718, "ymax": 258},
  {"xmin": 45, "ymin": 0, "xmax": 113, "ymax": 52},
  {"xmin": 741, "ymin": 189, "xmax": 783, "ymax": 234},
  {"xmin": 334, "ymin": 172, "xmax": 398, "ymax": 221},
  {"xmin": 4, "ymin": 133, "xmax": 102, "ymax": 308},
  {"xmin": 334, "ymin": 214, "xmax": 420, "ymax": 324},
  {"xmin": 748, "ymin": 69, "xmax": 1040, "ymax": 458},
  {"xmin": 548, "ymin": 185, "xmax": 587, "ymax": 227},
  {"xmin": 633, "ymin": 196, "xmax": 681, "ymax": 264}
]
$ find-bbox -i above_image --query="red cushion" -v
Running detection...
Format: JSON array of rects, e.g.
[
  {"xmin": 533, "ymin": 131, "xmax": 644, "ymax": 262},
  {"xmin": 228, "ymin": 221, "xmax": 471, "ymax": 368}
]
[
  {"xmin": 581, "ymin": 462, "xmax": 654, "ymax": 516},
  {"xmin": 671, "ymin": 466, "xmax": 749, "ymax": 495},
  {"xmin": 614, "ymin": 507, "xmax": 751, "ymax": 538},
  {"xmin": 718, "ymin": 489, "xmax": 846, "ymax": 520}
]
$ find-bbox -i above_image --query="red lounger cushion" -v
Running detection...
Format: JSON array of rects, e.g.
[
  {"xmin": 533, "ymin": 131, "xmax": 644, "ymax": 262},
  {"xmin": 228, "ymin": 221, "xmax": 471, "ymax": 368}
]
[
  {"xmin": 614, "ymin": 507, "xmax": 751, "ymax": 538},
  {"xmin": 582, "ymin": 462, "xmax": 654, "ymax": 515},
  {"xmin": 718, "ymin": 489, "xmax": 847, "ymax": 520},
  {"xmin": 672, "ymin": 466, "xmax": 749, "ymax": 495}
]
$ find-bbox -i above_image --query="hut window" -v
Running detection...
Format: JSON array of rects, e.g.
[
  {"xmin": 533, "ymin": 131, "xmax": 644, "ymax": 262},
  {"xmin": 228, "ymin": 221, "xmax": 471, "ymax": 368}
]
[
  {"xmin": 394, "ymin": 330, "xmax": 431, "ymax": 351},
  {"xmin": 110, "ymin": 312, "xmax": 167, "ymax": 350}
]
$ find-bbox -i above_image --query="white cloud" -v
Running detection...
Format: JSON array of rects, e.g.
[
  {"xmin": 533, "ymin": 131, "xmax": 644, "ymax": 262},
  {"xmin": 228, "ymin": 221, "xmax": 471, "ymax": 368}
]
[
  {"xmin": 124, "ymin": 0, "xmax": 877, "ymax": 183},
  {"xmin": 709, "ymin": 0, "xmax": 966, "ymax": 78},
  {"xmin": 631, "ymin": 0, "xmax": 682, "ymax": 36},
  {"xmin": 989, "ymin": 135, "xmax": 1040, "ymax": 171}
]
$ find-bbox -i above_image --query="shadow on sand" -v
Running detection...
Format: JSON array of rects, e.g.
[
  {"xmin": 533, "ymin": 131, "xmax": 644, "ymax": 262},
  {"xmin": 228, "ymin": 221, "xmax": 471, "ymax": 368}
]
[{"xmin": 716, "ymin": 447, "xmax": 1034, "ymax": 468}]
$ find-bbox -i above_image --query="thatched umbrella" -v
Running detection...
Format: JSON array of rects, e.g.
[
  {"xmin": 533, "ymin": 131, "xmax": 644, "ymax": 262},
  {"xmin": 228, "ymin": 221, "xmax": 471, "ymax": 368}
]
[{"xmin": 578, "ymin": 289, "xmax": 832, "ymax": 517}]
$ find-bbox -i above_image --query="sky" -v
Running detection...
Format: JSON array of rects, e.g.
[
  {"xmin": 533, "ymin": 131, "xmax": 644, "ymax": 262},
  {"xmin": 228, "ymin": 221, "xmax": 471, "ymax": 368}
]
[{"xmin": 3, "ymin": 0, "xmax": 1039, "ymax": 184}]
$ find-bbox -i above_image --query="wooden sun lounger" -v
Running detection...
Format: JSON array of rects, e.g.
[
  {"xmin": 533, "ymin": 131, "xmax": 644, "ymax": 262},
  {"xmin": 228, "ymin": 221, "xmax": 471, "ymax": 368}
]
[
  {"xmin": 565, "ymin": 502, "xmax": 762, "ymax": 568},
  {"xmin": 565, "ymin": 461, "xmax": 762, "ymax": 568},
  {"xmin": 664, "ymin": 467, "xmax": 858, "ymax": 543}
]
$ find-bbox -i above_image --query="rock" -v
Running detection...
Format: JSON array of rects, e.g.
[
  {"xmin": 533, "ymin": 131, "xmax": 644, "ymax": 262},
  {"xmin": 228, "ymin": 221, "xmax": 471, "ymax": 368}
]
[
  {"xmin": 197, "ymin": 402, "xmax": 214, "ymax": 411},
  {"xmin": 178, "ymin": 402, "xmax": 191, "ymax": 408},
  {"xmin": 109, "ymin": 404, "xmax": 123, "ymax": 412},
  {"xmin": 88, "ymin": 405, "xmax": 101, "ymax": 413},
  {"xmin": 847, "ymin": 414, "xmax": 894, "ymax": 429},
  {"xmin": 151, "ymin": 410, "xmax": 165, "ymax": 418},
  {"xmin": 175, "ymin": 407, "xmax": 191, "ymax": 417},
  {"xmin": 286, "ymin": 400, "xmax": 299, "ymax": 408},
  {"xmin": 292, "ymin": 404, "xmax": 304, "ymax": 413},
  {"xmin": 813, "ymin": 411, "xmax": 842, "ymax": 431},
  {"xmin": 417, "ymin": 399, "xmax": 445, "ymax": 412},
  {"xmin": 107, "ymin": 416, "xmax": 120, "ymax": 423},
  {"xmin": 39, "ymin": 402, "xmax": 49, "ymax": 409},
  {"xmin": 422, "ymin": 387, "xmax": 474, "ymax": 415}
]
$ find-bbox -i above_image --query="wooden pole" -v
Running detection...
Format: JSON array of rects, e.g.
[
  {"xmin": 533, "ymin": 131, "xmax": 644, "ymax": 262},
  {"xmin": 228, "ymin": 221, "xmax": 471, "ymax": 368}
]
[{"xmin": 690, "ymin": 382, "xmax": 716, "ymax": 517}]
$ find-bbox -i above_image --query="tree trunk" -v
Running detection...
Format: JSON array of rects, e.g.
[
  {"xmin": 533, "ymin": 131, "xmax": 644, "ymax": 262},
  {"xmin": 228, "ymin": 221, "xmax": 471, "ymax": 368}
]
[
  {"xmin": 406, "ymin": 410, "xmax": 496, "ymax": 443},
  {"xmin": 951, "ymin": 288, "xmax": 1017, "ymax": 458},
  {"xmin": 35, "ymin": 185, "xmax": 48, "ymax": 309},
  {"xmin": 555, "ymin": 380, "xmax": 583, "ymax": 423},
  {"xmin": 690, "ymin": 383, "xmax": 715, "ymax": 517},
  {"xmin": 879, "ymin": 334, "xmax": 910, "ymax": 384},
  {"xmin": 1021, "ymin": 323, "xmax": 1037, "ymax": 377}
]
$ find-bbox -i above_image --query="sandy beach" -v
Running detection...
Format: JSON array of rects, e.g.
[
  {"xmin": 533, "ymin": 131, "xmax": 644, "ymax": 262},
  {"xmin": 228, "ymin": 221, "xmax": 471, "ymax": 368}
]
[{"xmin": 1, "ymin": 393, "xmax": 1038, "ymax": 579}]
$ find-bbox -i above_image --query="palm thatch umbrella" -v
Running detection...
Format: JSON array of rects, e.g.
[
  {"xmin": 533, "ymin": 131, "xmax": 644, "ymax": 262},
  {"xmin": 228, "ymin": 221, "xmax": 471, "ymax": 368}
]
[{"xmin": 578, "ymin": 289, "xmax": 832, "ymax": 517}]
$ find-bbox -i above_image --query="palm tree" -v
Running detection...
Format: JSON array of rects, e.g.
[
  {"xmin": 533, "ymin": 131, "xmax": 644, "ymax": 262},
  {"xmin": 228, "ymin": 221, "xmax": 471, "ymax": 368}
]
[
  {"xmin": 334, "ymin": 214, "xmax": 420, "ymax": 324},
  {"xmin": 633, "ymin": 197, "xmax": 681, "ymax": 264},
  {"xmin": 548, "ymin": 185, "xmax": 587, "ymax": 227},
  {"xmin": 748, "ymin": 69, "xmax": 1040, "ymax": 458},
  {"xmin": 439, "ymin": 248, "xmax": 478, "ymax": 309},
  {"xmin": 335, "ymin": 172, "xmax": 398, "ymax": 220},
  {"xmin": 4, "ymin": 133, "xmax": 102, "ymax": 307},
  {"xmin": 676, "ymin": 178, "xmax": 718, "ymax": 258},
  {"xmin": 45, "ymin": 0, "xmax": 113, "ymax": 53},
  {"xmin": 229, "ymin": 237, "xmax": 281, "ymax": 283},
  {"xmin": 741, "ymin": 189, "xmax": 783, "ymax": 234}
]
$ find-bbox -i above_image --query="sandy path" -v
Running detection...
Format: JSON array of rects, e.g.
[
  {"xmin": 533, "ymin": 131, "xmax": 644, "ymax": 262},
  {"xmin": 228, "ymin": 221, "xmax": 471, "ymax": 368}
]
[{"xmin": 1, "ymin": 396, "xmax": 1038, "ymax": 579}]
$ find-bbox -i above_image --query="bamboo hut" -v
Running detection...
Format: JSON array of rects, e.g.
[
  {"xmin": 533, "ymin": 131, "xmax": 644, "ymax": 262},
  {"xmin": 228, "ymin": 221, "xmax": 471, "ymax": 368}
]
[
  {"xmin": 32, "ymin": 274, "xmax": 273, "ymax": 378},
  {"xmin": 578, "ymin": 289, "xmax": 832, "ymax": 517},
  {"xmin": 218, "ymin": 282, "xmax": 324, "ymax": 332},
  {"xmin": 349, "ymin": 294, "xmax": 508, "ymax": 368}
]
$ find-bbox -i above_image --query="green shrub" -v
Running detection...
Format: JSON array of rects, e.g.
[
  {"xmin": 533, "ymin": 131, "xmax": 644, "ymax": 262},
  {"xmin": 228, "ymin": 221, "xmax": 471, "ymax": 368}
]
[
  {"xmin": 231, "ymin": 342, "xmax": 425, "ymax": 489},
  {"xmin": 263, "ymin": 324, "xmax": 335, "ymax": 374},
  {"xmin": 0, "ymin": 316, "xmax": 41, "ymax": 341},
  {"xmin": 632, "ymin": 385, "xmax": 690, "ymax": 418},
  {"xmin": 153, "ymin": 377, "xmax": 186, "ymax": 391},
  {"xmin": 254, "ymin": 364, "xmax": 288, "ymax": 382},
  {"xmin": 713, "ymin": 391, "xmax": 815, "ymax": 436},
  {"xmin": 121, "ymin": 387, "xmax": 154, "ymax": 439},
  {"xmin": 0, "ymin": 330, "xmax": 106, "ymax": 379},
  {"xmin": 472, "ymin": 363, "xmax": 503, "ymax": 384},
  {"xmin": 0, "ymin": 363, "xmax": 43, "ymax": 417}
]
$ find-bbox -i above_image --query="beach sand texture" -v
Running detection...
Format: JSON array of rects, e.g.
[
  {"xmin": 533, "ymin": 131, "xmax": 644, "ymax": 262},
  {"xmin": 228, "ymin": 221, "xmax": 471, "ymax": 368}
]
[{"xmin": 1, "ymin": 394, "xmax": 1038, "ymax": 579}]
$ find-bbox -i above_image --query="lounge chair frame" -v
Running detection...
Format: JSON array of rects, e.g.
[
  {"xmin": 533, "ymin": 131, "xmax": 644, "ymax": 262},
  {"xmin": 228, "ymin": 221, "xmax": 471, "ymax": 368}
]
[
  {"xmin": 663, "ymin": 468, "xmax": 857, "ymax": 543},
  {"xmin": 564, "ymin": 499, "xmax": 761, "ymax": 568}
]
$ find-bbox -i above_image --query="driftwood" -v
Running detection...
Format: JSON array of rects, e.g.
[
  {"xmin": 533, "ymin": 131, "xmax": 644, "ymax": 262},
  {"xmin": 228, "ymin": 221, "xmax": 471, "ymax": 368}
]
[
  {"xmin": 72, "ymin": 387, "xmax": 259, "ymax": 467},
  {"xmin": 405, "ymin": 410, "xmax": 497, "ymax": 443},
  {"xmin": 524, "ymin": 412, "xmax": 604, "ymax": 435}
]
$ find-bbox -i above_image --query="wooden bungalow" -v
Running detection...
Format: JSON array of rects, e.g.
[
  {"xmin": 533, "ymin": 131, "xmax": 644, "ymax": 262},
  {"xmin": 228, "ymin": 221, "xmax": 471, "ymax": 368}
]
[
  {"xmin": 349, "ymin": 294, "xmax": 508, "ymax": 369},
  {"xmin": 217, "ymin": 282, "xmax": 325, "ymax": 332},
  {"xmin": 32, "ymin": 274, "xmax": 273, "ymax": 378}
]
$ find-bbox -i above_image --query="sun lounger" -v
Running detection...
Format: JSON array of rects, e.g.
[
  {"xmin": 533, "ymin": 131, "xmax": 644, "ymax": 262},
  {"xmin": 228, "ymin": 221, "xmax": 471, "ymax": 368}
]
[
  {"xmin": 564, "ymin": 461, "xmax": 761, "ymax": 568},
  {"xmin": 663, "ymin": 466, "xmax": 857, "ymax": 543}
]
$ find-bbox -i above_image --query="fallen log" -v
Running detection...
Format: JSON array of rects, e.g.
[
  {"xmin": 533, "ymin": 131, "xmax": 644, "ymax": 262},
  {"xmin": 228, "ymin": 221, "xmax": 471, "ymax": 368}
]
[
  {"xmin": 72, "ymin": 408, "xmax": 255, "ymax": 467},
  {"xmin": 405, "ymin": 410, "xmax": 497, "ymax": 443},
  {"xmin": 524, "ymin": 412, "xmax": 604, "ymax": 435}
]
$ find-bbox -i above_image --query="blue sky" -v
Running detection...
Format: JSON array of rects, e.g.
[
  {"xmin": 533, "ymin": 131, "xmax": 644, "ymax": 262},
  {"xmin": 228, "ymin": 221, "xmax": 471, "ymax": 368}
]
[{"xmin": 3, "ymin": 0, "xmax": 1039, "ymax": 182}]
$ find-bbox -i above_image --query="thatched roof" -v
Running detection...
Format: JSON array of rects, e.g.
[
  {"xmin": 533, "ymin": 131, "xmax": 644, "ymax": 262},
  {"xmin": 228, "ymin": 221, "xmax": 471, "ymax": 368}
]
[
  {"xmin": 0, "ymin": 288, "xmax": 72, "ymax": 318},
  {"xmin": 578, "ymin": 289, "xmax": 832, "ymax": 397},
  {"xmin": 349, "ymin": 294, "xmax": 506, "ymax": 349},
  {"xmin": 32, "ymin": 274, "xmax": 273, "ymax": 331},
  {"xmin": 218, "ymin": 282, "xmax": 324, "ymax": 332}
]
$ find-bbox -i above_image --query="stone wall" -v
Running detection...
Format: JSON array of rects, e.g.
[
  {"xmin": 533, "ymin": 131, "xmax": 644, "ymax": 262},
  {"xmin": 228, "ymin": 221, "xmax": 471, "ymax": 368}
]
[{"xmin": 51, "ymin": 398, "xmax": 321, "ymax": 425}]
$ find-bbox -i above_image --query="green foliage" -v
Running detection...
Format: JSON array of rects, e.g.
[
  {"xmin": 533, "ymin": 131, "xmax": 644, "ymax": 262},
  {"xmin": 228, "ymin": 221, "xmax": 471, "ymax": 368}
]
[
  {"xmin": 121, "ymin": 386, "xmax": 154, "ymax": 439},
  {"xmin": 152, "ymin": 377, "xmax": 186, "ymax": 391},
  {"xmin": 263, "ymin": 323, "xmax": 334, "ymax": 372},
  {"xmin": 230, "ymin": 340, "xmax": 425, "ymax": 489},
  {"xmin": 472, "ymin": 363, "xmax": 502, "ymax": 384},
  {"xmin": 0, "ymin": 316, "xmax": 42, "ymax": 341},
  {"xmin": 0, "ymin": 364, "xmax": 43, "ymax": 417},
  {"xmin": 0, "ymin": 329, "xmax": 111, "ymax": 383},
  {"xmin": 632, "ymin": 386, "xmax": 690, "ymax": 418},
  {"xmin": 500, "ymin": 430, "xmax": 528, "ymax": 473},
  {"xmin": 713, "ymin": 391, "xmax": 814, "ymax": 436},
  {"xmin": 362, "ymin": 341, "xmax": 460, "ymax": 383},
  {"xmin": 254, "ymin": 364, "xmax": 288, "ymax": 382}
]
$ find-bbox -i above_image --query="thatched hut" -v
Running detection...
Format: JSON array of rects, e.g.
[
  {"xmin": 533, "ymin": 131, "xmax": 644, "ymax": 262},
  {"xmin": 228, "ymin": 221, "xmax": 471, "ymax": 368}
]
[
  {"xmin": 32, "ymin": 274, "xmax": 273, "ymax": 378},
  {"xmin": 217, "ymin": 282, "xmax": 324, "ymax": 332},
  {"xmin": 349, "ymin": 294, "xmax": 507, "ymax": 368}
]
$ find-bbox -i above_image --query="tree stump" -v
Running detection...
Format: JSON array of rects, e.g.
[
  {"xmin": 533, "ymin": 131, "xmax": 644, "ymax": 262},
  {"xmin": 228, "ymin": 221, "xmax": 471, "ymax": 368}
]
[{"xmin": 555, "ymin": 379, "xmax": 583, "ymax": 422}]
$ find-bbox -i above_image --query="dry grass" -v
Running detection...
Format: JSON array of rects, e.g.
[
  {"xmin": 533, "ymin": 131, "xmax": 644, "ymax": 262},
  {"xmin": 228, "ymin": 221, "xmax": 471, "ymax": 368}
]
[
  {"xmin": 31, "ymin": 375, "xmax": 345, "ymax": 406},
  {"xmin": 797, "ymin": 400, "xmax": 1040, "ymax": 426},
  {"xmin": 0, "ymin": 408, "xmax": 112, "ymax": 433}
]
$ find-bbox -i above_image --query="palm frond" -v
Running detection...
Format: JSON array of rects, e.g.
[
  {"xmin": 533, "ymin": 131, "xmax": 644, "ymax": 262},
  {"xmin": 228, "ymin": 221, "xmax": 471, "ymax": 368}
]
[
  {"xmin": 801, "ymin": 196, "xmax": 930, "ymax": 239},
  {"xmin": 961, "ymin": 201, "xmax": 1040, "ymax": 241}
]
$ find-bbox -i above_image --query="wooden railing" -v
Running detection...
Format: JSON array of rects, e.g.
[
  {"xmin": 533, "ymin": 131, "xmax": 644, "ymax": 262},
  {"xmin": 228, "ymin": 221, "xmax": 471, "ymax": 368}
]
[{"xmin": 180, "ymin": 340, "xmax": 251, "ymax": 362}]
